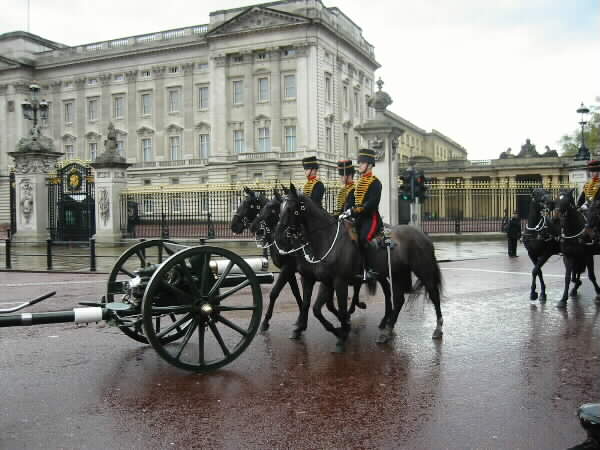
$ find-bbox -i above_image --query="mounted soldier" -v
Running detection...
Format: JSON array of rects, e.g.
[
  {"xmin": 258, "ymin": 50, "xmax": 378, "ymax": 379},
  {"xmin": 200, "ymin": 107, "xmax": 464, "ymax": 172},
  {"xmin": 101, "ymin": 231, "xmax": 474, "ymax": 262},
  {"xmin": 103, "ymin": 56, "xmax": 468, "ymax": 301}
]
[
  {"xmin": 341, "ymin": 148, "xmax": 382, "ymax": 281},
  {"xmin": 335, "ymin": 159, "xmax": 355, "ymax": 216},
  {"xmin": 302, "ymin": 156, "xmax": 325, "ymax": 208},
  {"xmin": 577, "ymin": 159, "xmax": 600, "ymax": 212}
]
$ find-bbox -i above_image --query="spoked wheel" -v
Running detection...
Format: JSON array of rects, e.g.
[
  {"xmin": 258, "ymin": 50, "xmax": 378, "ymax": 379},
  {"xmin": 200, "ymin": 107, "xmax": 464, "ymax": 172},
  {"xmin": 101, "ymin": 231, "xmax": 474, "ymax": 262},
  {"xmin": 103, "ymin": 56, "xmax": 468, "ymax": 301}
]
[
  {"xmin": 142, "ymin": 246, "xmax": 263, "ymax": 372},
  {"xmin": 107, "ymin": 239, "xmax": 186, "ymax": 344}
]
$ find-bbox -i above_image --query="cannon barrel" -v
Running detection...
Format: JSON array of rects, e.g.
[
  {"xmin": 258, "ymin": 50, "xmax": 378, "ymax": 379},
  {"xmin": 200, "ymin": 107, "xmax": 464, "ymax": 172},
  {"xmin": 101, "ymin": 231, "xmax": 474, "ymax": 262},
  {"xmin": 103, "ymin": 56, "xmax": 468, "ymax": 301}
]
[{"xmin": 0, "ymin": 307, "xmax": 109, "ymax": 327}]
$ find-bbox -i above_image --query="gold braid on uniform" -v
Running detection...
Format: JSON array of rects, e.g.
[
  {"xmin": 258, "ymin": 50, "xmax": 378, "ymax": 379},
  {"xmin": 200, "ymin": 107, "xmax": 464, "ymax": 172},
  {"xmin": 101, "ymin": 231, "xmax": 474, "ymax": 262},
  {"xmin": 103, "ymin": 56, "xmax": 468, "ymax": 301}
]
[
  {"xmin": 336, "ymin": 183, "xmax": 355, "ymax": 214},
  {"xmin": 353, "ymin": 174, "xmax": 377, "ymax": 214},
  {"xmin": 584, "ymin": 178, "xmax": 600, "ymax": 202},
  {"xmin": 303, "ymin": 178, "xmax": 318, "ymax": 198}
]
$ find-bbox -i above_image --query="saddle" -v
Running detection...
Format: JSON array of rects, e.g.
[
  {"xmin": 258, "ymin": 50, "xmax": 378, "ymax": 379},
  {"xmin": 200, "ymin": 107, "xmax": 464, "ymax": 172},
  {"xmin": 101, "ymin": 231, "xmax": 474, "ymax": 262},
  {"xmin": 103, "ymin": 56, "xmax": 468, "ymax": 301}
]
[{"xmin": 342, "ymin": 219, "xmax": 396, "ymax": 249}]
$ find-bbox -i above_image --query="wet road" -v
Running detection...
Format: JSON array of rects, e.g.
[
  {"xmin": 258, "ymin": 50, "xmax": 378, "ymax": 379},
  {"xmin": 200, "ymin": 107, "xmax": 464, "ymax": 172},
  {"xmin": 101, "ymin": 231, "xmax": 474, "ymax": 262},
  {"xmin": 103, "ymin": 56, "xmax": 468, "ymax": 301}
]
[{"xmin": 1, "ymin": 244, "xmax": 599, "ymax": 449}]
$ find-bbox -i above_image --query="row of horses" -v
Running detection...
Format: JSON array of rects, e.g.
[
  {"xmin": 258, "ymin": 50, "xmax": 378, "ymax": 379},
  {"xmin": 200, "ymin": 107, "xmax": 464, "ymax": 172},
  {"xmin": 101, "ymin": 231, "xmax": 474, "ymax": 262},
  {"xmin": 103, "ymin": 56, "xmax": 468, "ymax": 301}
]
[
  {"xmin": 525, "ymin": 188, "xmax": 600, "ymax": 307},
  {"xmin": 231, "ymin": 185, "xmax": 443, "ymax": 352}
]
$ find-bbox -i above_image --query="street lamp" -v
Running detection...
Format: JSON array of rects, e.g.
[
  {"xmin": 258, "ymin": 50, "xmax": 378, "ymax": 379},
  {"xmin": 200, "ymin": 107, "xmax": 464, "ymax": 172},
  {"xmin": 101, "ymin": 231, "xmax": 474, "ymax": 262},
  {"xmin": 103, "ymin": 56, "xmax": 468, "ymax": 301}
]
[
  {"xmin": 574, "ymin": 102, "xmax": 590, "ymax": 161},
  {"xmin": 21, "ymin": 83, "xmax": 49, "ymax": 129}
]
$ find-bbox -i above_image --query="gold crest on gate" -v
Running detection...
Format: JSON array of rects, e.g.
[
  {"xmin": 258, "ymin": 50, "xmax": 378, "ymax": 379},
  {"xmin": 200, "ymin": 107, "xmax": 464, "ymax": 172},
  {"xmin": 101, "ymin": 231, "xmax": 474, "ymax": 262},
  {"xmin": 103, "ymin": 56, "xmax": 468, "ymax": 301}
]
[{"xmin": 68, "ymin": 168, "xmax": 82, "ymax": 191}]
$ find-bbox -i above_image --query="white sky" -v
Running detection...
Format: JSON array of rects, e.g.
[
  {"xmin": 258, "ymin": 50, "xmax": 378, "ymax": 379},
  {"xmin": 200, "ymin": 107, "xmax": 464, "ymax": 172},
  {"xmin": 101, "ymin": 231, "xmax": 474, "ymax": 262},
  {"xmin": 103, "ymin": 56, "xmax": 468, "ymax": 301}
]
[{"xmin": 2, "ymin": 0, "xmax": 599, "ymax": 160}]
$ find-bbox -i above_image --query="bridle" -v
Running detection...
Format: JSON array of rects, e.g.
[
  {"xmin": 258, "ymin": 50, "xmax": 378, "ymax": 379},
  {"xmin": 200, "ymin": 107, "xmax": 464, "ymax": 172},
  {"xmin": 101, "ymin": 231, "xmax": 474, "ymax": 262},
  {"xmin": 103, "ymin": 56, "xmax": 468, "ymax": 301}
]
[{"xmin": 232, "ymin": 195, "xmax": 263, "ymax": 231}]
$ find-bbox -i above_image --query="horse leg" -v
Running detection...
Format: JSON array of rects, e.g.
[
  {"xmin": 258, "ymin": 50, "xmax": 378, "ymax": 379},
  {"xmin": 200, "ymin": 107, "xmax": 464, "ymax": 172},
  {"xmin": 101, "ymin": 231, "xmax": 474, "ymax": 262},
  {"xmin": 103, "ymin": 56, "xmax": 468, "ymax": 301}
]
[
  {"xmin": 290, "ymin": 276, "xmax": 315, "ymax": 340},
  {"xmin": 261, "ymin": 264, "xmax": 294, "ymax": 332},
  {"xmin": 528, "ymin": 251, "xmax": 539, "ymax": 301},
  {"xmin": 348, "ymin": 281, "xmax": 366, "ymax": 316},
  {"xmin": 536, "ymin": 252, "xmax": 553, "ymax": 303},
  {"xmin": 312, "ymin": 284, "xmax": 339, "ymax": 337},
  {"xmin": 378, "ymin": 279, "xmax": 406, "ymax": 344},
  {"xmin": 332, "ymin": 278, "xmax": 350, "ymax": 353},
  {"xmin": 378, "ymin": 278, "xmax": 392, "ymax": 330},
  {"xmin": 570, "ymin": 262, "xmax": 583, "ymax": 297},
  {"xmin": 585, "ymin": 255, "xmax": 600, "ymax": 303},
  {"xmin": 557, "ymin": 256, "xmax": 572, "ymax": 308},
  {"xmin": 287, "ymin": 269, "xmax": 303, "ymax": 309}
]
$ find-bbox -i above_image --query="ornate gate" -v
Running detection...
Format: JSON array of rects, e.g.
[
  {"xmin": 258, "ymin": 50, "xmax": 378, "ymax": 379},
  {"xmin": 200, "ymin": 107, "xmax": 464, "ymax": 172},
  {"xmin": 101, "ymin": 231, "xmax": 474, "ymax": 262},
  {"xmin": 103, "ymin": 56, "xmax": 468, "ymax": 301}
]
[{"xmin": 48, "ymin": 161, "xmax": 95, "ymax": 241}]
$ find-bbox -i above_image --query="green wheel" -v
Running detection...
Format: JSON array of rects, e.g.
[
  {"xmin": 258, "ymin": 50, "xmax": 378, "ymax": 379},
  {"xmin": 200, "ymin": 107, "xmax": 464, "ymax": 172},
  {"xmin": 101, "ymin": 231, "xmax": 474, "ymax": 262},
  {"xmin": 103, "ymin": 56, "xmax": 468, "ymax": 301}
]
[
  {"xmin": 107, "ymin": 239, "xmax": 187, "ymax": 344},
  {"xmin": 142, "ymin": 246, "xmax": 263, "ymax": 372}
]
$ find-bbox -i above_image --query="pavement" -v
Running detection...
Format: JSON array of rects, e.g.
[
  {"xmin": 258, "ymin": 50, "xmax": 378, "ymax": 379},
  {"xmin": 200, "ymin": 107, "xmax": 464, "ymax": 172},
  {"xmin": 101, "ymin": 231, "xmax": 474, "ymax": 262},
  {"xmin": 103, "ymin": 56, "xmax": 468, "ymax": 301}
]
[{"xmin": 1, "ymin": 240, "xmax": 599, "ymax": 449}]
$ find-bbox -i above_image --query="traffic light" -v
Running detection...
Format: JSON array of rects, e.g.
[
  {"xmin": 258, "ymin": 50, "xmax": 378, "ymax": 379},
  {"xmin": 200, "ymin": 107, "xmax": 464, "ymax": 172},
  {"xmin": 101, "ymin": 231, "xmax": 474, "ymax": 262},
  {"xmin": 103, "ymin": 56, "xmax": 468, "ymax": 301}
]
[
  {"xmin": 400, "ymin": 169, "xmax": 414, "ymax": 202},
  {"xmin": 413, "ymin": 169, "xmax": 428, "ymax": 201}
]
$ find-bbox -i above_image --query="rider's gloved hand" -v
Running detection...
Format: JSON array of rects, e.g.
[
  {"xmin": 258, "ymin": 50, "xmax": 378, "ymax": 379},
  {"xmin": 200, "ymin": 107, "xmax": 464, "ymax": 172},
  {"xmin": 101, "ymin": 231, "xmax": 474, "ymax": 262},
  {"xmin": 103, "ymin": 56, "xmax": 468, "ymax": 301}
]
[
  {"xmin": 580, "ymin": 204, "xmax": 589, "ymax": 211},
  {"xmin": 339, "ymin": 209, "xmax": 352, "ymax": 220}
]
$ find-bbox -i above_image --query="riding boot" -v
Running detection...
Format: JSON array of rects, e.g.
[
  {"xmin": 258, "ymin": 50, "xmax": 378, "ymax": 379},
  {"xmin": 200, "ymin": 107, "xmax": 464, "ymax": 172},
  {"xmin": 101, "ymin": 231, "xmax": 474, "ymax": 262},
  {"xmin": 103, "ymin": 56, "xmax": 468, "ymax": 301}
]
[{"xmin": 358, "ymin": 240, "xmax": 377, "ymax": 281}]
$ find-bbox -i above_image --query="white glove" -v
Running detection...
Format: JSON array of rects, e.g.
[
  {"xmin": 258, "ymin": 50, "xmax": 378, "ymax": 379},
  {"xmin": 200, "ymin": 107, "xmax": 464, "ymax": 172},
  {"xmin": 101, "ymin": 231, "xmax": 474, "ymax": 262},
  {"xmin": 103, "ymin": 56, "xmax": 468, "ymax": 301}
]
[
  {"xmin": 339, "ymin": 209, "xmax": 352, "ymax": 219},
  {"xmin": 581, "ymin": 204, "xmax": 589, "ymax": 211}
]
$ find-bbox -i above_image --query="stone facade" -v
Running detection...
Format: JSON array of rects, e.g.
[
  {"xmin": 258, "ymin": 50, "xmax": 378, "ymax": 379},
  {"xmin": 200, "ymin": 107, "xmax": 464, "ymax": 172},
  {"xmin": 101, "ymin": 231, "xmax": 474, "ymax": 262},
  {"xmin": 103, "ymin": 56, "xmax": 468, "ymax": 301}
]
[{"xmin": 0, "ymin": 0, "xmax": 467, "ymax": 226}]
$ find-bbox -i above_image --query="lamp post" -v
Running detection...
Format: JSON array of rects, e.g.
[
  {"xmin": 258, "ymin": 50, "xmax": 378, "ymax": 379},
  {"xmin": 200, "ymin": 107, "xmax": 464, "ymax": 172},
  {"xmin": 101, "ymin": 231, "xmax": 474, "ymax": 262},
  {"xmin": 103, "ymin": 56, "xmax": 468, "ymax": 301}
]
[
  {"xmin": 21, "ymin": 83, "xmax": 49, "ymax": 130},
  {"xmin": 574, "ymin": 102, "xmax": 590, "ymax": 161}
]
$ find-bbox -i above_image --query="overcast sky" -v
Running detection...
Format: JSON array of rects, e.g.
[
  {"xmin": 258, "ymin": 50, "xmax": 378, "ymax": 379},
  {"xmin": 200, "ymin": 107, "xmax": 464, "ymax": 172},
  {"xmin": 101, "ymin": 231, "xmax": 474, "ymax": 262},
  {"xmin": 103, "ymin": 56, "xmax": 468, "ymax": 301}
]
[{"xmin": 3, "ymin": 0, "xmax": 599, "ymax": 160}]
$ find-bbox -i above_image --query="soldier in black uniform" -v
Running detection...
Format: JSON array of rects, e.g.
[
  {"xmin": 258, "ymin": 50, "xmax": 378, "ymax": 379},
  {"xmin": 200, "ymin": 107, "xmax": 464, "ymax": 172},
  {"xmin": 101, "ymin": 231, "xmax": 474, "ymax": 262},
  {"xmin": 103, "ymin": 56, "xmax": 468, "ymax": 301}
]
[
  {"xmin": 341, "ymin": 148, "xmax": 382, "ymax": 280},
  {"xmin": 335, "ymin": 159, "xmax": 355, "ymax": 216},
  {"xmin": 302, "ymin": 156, "xmax": 325, "ymax": 208},
  {"xmin": 577, "ymin": 159, "xmax": 600, "ymax": 211},
  {"xmin": 503, "ymin": 210, "xmax": 521, "ymax": 257}
]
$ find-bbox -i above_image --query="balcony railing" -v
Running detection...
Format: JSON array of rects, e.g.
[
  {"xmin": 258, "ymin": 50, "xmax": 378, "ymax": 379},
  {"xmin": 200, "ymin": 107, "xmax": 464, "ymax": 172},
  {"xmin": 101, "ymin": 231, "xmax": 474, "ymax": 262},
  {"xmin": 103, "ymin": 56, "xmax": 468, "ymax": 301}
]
[{"xmin": 37, "ymin": 24, "xmax": 209, "ymax": 59}]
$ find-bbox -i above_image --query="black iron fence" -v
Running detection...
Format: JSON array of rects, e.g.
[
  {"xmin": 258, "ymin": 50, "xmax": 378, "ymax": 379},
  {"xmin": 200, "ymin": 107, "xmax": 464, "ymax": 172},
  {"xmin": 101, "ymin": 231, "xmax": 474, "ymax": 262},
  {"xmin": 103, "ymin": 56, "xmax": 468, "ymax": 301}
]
[{"xmin": 118, "ymin": 181, "xmax": 576, "ymax": 239}]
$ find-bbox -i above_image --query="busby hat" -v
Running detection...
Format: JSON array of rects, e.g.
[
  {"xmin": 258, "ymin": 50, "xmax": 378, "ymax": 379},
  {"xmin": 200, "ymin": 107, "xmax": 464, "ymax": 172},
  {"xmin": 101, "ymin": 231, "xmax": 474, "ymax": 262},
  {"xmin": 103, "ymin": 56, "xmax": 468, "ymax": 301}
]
[
  {"xmin": 357, "ymin": 148, "xmax": 376, "ymax": 166},
  {"xmin": 302, "ymin": 156, "xmax": 319, "ymax": 170},
  {"xmin": 587, "ymin": 160, "xmax": 600, "ymax": 171},
  {"xmin": 337, "ymin": 159, "xmax": 355, "ymax": 176}
]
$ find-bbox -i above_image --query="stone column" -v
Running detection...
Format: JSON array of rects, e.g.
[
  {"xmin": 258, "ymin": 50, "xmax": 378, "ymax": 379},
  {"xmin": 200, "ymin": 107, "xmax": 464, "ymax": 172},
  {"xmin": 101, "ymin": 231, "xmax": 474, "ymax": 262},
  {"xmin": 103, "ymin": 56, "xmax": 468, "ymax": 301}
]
[
  {"xmin": 270, "ymin": 49, "xmax": 282, "ymax": 153},
  {"xmin": 152, "ymin": 66, "xmax": 166, "ymax": 159},
  {"xmin": 354, "ymin": 79, "xmax": 403, "ymax": 226},
  {"xmin": 182, "ymin": 63, "xmax": 194, "ymax": 158},
  {"xmin": 91, "ymin": 123, "xmax": 131, "ymax": 244},
  {"xmin": 9, "ymin": 130, "xmax": 62, "ymax": 242},
  {"xmin": 75, "ymin": 77, "xmax": 87, "ymax": 159},
  {"xmin": 125, "ymin": 70, "xmax": 138, "ymax": 161},
  {"xmin": 99, "ymin": 73, "xmax": 112, "ymax": 134},
  {"xmin": 568, "ymin": 160, "xmax": 588, "ymax": 196}
]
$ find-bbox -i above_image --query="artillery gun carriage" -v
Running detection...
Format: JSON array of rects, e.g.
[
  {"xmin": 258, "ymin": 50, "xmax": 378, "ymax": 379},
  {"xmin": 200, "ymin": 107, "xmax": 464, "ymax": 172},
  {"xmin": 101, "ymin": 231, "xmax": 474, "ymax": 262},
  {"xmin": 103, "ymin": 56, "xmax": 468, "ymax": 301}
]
[{"xmin": 1, "ymin": 240, "xmax": 273, "ymax": 372}]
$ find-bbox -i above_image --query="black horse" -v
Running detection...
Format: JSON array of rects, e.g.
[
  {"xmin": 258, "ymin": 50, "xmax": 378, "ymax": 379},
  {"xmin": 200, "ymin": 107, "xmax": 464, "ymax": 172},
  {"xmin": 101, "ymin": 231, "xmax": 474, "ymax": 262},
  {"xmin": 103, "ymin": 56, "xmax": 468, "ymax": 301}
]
[
  {"xmin": 556, "ymin": 189, "xmax": 600, "ymax": 308},
  {"xmin": 275, "ymin": 184, "xmax": 443, "ymax": 351},
  {"xmin": 249, "ymin": 189, "xmax": 368, "ymax": 334},
  {"xmin": 522, "ymin": 188, "xmax": 560, "ymax": 303},
  {"xmin": 231, "ymin": 188, "xmax": 303, "ymax": 331}
]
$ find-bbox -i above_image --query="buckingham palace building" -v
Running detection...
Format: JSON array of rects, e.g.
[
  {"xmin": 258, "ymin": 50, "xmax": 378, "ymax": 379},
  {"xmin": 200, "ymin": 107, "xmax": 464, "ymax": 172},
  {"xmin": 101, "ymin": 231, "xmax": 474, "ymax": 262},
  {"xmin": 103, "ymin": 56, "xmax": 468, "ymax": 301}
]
[{"xmin": 0, "ymin": 0, "xmax": 468, "ymax": 227}]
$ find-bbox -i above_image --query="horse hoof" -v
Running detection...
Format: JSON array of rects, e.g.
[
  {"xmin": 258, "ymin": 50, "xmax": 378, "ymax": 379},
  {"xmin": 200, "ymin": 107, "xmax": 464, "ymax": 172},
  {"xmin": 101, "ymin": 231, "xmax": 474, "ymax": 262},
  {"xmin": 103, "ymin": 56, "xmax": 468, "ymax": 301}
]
[
  {"xmin": 595, "ymin": 295, "xmax": 600, "ymax": 304},
  {"xmin": 378, "ymin": 319, "xmax": 387, "ymax": 330},
  {"xmin": 530, "ymin": 292, "xmax": 538, "ymax": 301},
  {"xmin": 289, "ymin": 330, "xmax": 303, "ymax": 340},
  {"xmin": 333, "ymin": 340, "xmax": 346, "ymax": 353},
  {"xmin": 357, "ymin": 302, "xmax": 367, "ymax": 310},
  {"xmin": 376, "ymin": 333, "xmax": 390, "ymax": 344},
  {"xmin": 556, "ymin": 300, "xmax": 567, "ymax": 309},
  {"xmin": 260, "ymin": 322, "xmax": 270, "ymax": 333},
  {"xmin": 539, "ymin": 294, "xmax": 547, "ymax": 303},
  {"xmin": 569, "ymin": 290, "xmax": 578, "ymax": 298},
  {"xmin": 432, "ymin": 329, "xmax": 443, "ymax": 340}
]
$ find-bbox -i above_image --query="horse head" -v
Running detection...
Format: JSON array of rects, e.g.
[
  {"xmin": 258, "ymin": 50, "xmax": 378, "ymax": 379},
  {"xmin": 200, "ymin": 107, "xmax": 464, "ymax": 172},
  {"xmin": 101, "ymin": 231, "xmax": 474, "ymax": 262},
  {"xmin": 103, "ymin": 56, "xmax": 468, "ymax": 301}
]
[
  {"xmin": 249, "ymin": 193, "xmax": 282, "ymax": 241},
  {"xmin": 230, "ymin": 187, "xmax": 265, "ymax": 234},
  {"xmin": 274, "ymin": 183, "xmax": 307, "ymax": 249},
  {"xmin": 557, "ymin": 188, "xmax": 576, "ymax": 216}
]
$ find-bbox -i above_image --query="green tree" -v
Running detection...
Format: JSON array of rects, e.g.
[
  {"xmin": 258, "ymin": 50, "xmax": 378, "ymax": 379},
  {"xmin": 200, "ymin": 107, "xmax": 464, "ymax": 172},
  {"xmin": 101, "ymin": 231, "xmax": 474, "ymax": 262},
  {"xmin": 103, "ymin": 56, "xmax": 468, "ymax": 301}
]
[{"xmin": 560, "ymin": 97, "xmax": 600, "ymax": 157}]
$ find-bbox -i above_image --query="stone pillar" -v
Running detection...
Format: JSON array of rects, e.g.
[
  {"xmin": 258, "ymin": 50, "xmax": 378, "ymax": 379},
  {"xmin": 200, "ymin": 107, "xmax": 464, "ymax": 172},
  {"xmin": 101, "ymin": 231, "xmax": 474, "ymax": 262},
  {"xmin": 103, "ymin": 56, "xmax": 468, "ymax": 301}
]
[
  {"xmin": 125, "ymin": 70, "xmax": 138, "ymax": 161},
  {"xmin": 182, "ymin": 63, "xmax": 194, "ymax": 158},
  {"xmin": 9, "ymin": 130, "xmax": 62, "ymax": 242},
  {"xmin": 464, "ymin": 176, "xmax": 473, "ymax": 218},
  {"xmin": 354, "ymin": 79, "xmax": 403, "ymax": 226},
  {"xmin": 568, "ymin": 160, "xmax": 587, "ymax": 196},
  {"xmin": 270, "ymin": 50, "xmax": 282, "ymax": 152},
  {"xmin": 91, "ymin": 123, "xmax": 131, "ymax": 244},
  {"xmin": 152, "ymin": 66, "xmax": 166, "ymax": 159}
]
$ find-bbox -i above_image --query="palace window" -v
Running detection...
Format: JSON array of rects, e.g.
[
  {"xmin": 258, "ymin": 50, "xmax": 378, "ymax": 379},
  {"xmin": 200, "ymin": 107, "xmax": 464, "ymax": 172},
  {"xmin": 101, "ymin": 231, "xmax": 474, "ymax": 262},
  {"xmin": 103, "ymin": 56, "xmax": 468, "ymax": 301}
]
[
  {"xmin": 233, "ymin": 130, "xmax": 245, "ymax": 153},
  {"xmin": 285, "ymin": 126, "xmax": 296, "ymax": 152},
  {"xmin": 142, "ymin": 138, "xmax": 153, "ymax": 161},
  {"xmin": 169, "ymin": 136, "xmax": 181, "ymax": 160},
  {"xmin": 141, "ymin": 93, "xmax": 152, "ymax": 115},
  {"xmin": 113, "ymin": 96, "xmax": 124, "ymax": 119},
  {"xmin": 258, "ymin": 78, "xmax": 269, "ymax": 102},
  {"xmin": 199, "ymin": 134, "xmax": 210, "ymax": 159},
  {"xmin": 198, "ymin": 86, "xmax": 209, "ymax": 110},
  {"xmin": 326, "ymin": 127, "xmax": 332, "ymax": 152},
  {"xmin": 325, "ymin": 76, "xmax": 332, "ymax": 102},
  {"xmin": 87, "ymin": 98, "xmax": 98, "ymax": 121},
  {"xmin": 233, "ymin": 80, "xmax": 243, "ymax": 105},
  {"xmin": 257, "ymin": 127, "xmax": 271, "ymax": 152},
  {"xmin": 89, "ymin": 142, "xmax": 97, "ymax": 161},
  {"xmin": 343, "ymin": 86, "xmax": 348, "ymax": 110},
  {"xmin": 168, "ymin": 88, "xmax": 181, "ymax": 113},
  {"xmin": 64, "ymin": 144, "xmax": 74, "ymax": 159},
  {"xmin": 117, "ymin": 140, "xmax": 124, "ymax": 156},
  {"xmin": 64, "ymin": 101, "xmax": 73, "ymax": 123},
  {"xmin": 284, "ymin": 74, "xmax": 296, "ymax": 99}
]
